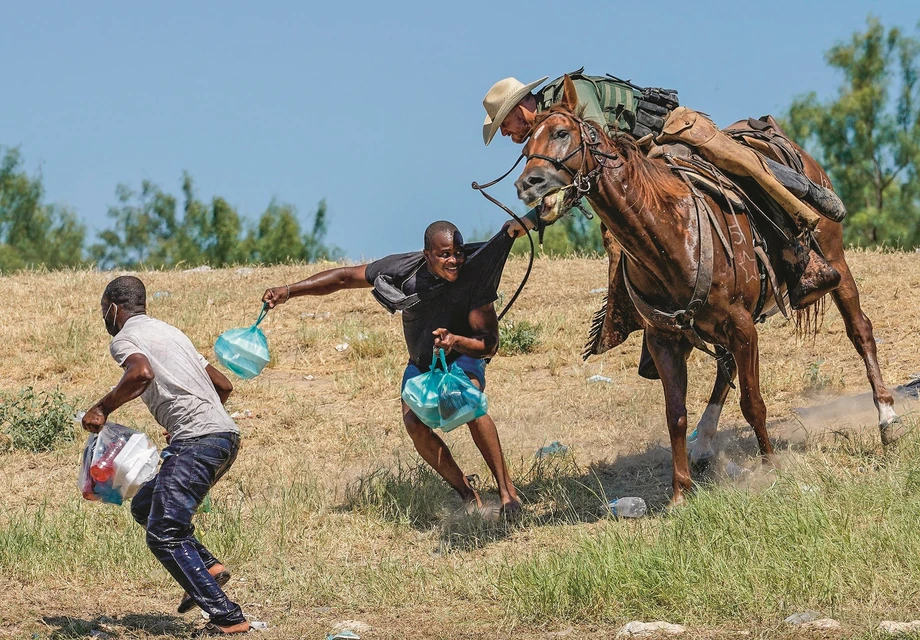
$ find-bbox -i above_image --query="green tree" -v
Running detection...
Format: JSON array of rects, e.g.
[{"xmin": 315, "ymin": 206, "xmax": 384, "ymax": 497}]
[
  {"xmin": 0, "ymin": 147, "xmax": 85, "ymax": 272},
  {"xmin": 783, "ymin": 17, "xmax": 920, "ymax": 248},
  {"xmin": 245, "ymin": 198, "xmax": 340, "ymax": 265},
  {"xmin": 91, "ymin": 181, "xmax": 179, "ymax": 269},
  {"xmin": 174, "ymin": 173, "xmax": 245, "ymax": 267},
  {"xmin": 93, "ymin": 174, "xmax": 338, "ymax": 268}
]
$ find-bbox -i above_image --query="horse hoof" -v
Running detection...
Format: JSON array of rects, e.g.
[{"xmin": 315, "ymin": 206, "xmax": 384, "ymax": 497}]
[
  {"xmin": 690, "ymin": 455, "xmax": 713, "ymax": 475},
  {"xmin": 880, "ymin": 417, "xmax": 905, "ymax": 446}
]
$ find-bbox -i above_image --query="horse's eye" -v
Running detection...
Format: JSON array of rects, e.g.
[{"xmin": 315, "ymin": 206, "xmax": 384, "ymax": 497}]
[{"xmin": 555, "ymin": 130, "xmax": 569, "ymax": 140}]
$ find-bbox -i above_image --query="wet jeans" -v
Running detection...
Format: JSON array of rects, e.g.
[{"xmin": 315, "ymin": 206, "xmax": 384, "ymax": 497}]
[{"xmin": 131, "ymin": 431, "xmax": 244, "ymax": 626}]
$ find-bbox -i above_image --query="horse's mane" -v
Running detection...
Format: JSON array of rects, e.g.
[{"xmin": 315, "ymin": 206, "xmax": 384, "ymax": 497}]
[
  {"xmin": 531, "ymin": 106, "xmax": 690, "ymax": 215},
  {"xmin": 606, "ymin": 134, "xmax": 690, "ymax": 214}
]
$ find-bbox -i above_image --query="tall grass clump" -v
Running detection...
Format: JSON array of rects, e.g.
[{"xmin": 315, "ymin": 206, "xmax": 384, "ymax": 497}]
[
  {"xmin": 499, "ymin": 319, "xmax": 541, "ymax": 356},
  {"xmin": 499, "ymin": 427, "xmax": 920, "ymax": 626},
  {"xmin": 0, "ymin": 499, "xmax": 153, "ymax": 582},
  {"xmin": 345, "ymin": 462, "xmax": 454, "ymax": 529},
  {"xmin": 0, "ymin": 387, "xmax": 76, "ymax": 452}
]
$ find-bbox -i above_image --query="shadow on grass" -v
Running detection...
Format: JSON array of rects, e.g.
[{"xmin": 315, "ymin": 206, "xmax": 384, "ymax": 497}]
[
  {"xmin": 42, "ymin": 613, "xmax": 188, "ymax": 638},
  {"xmin": 338, "ymin": 422, "xmax": 824, "ymax": 552}
]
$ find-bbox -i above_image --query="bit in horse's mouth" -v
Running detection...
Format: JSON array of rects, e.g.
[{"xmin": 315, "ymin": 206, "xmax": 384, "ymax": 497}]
[{"xmin": 533, "ymin": 189, "xmax": 571, "ymax": 222}]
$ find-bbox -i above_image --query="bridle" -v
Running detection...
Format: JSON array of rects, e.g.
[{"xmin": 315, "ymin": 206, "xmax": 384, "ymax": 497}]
[
  {"xmin": 470, "ymin": 107, "xmax": 621, "ymax": 321},
  {"xmin": 523, "ymin": 109, "xmax": 623, "ymax": 203}
]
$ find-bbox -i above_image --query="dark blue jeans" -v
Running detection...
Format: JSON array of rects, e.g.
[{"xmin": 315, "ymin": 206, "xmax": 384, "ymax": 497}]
[{"xmin": 131, "ymin": 432, "xmax": 244, "ymax": 626}]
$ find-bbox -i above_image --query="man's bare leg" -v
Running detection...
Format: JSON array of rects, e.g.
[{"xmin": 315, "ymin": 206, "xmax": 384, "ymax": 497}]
[
  {"xmin": 467, "ymin": 413, "xmax": 521, "ymax": 512},
  {"xmin": 464, "ymin": 377, "xmax": 521, "ymax": 511},
  {"xmin": 401, "ymin": 402, "xmax": 480, "ymax": 506}
]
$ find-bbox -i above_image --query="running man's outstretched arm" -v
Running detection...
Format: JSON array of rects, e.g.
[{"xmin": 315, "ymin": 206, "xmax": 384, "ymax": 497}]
[{"xmin": 262, "ymin": 265, "xmax": 371, "ymax": 308}]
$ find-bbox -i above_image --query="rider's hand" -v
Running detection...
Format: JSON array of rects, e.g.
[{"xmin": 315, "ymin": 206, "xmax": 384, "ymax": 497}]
[
  {"xmin": 432, "ymin": 328, "xmax": 458, "ymax": 354},
  {"xmin": 503, "ymin": 217, "xmax": 535, "ymax": 238},
  {"xmin": 82, "ymin": 404, "xmax": 107, "ymax": 433},
  {"xmin": 262, "ymin": 286, "xmax": 290, "ymax": 309}
]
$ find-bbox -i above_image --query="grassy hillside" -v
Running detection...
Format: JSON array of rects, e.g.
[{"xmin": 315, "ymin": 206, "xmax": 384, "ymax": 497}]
[{"xmin": 1, "ymin": 251, "xmax": 919, "ymax": 639}]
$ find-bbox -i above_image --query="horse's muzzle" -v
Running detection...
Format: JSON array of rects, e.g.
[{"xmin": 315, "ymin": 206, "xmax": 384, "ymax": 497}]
[
  {"xmin": 514, "ymin": 167, "xmax": 568, "ymax": 223},
  {"xmin": 515, "ymin": 167, "xmax": 568, "ymax": 218}
]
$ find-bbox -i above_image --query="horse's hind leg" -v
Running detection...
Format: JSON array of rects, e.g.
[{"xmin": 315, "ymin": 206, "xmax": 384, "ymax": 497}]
[
  {"xmin": 728, "ymin": 308, "xmax": 774, "ymax": 461},
  {"xmin": 827, "ymin": 257, "xmax": 899, "ymax": 438},
  {"xmin": 689, "ymin": 354, "xmax": 738, "ymax": 472}
]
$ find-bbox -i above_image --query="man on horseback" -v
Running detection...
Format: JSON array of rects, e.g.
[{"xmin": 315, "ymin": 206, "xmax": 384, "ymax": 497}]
[{"xmin": 481, "ymin": 70, "xmax": 848, "ymax": 340}]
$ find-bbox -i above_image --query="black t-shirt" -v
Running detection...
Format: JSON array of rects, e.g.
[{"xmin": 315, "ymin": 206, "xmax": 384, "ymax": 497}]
[{"xmin": 365, "ymin": 233, "xmax": 511, "ymax": 367}]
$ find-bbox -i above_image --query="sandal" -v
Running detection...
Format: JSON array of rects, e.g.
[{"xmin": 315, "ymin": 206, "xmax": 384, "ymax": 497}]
[
  {"xmin": 178, "ymin": 570, "xmax": 231, "ymax": 613},
  {"xmin": 196, "ymin": 621, "xmax": 261, "ymax": 636}
]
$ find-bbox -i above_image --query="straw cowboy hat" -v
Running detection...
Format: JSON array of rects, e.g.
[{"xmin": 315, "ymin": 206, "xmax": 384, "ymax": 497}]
[{"xmin": 482, "ymin": 75, "xmax": 548, "ymax": 145}]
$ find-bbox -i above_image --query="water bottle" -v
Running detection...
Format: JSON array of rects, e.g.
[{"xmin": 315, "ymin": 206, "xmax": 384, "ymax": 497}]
[
  {"xmin": 608, "ymin": 497, "xmax": 647, "ymax": 518},
  {"xmin": 90, "ymin": 436, "xmax": 128, "ymax": 483}
]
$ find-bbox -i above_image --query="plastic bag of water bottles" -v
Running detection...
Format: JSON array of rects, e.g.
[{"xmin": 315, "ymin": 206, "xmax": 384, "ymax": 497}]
[
  {"xmin": 214, "ymin": 303, "xmax": 271, "ymax": 380},
  {"xmin": 402, "ymin": 349, "xmax": 488, "ymax": 432},
  {"xmin": 401, "ymin": 350, "xmax": 448, "ymax": 428},
  {"xmin": 78, "ymin": 418, "xmax": 159, "ymax": 505},
  {"xmin": 437, "ymin": 361, "xmax": 488, "ymax": 432}
]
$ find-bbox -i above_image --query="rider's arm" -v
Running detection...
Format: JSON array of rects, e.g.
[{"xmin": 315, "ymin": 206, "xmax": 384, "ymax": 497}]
[{"xmin": 263, "ymin": 265, "xmax": 371, "ymax": 307}]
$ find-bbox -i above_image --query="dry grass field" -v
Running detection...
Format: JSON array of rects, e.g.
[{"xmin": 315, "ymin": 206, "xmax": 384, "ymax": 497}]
[{"xmin": 2, "ymin": 250, "xmax": 920, "ymax": 639}]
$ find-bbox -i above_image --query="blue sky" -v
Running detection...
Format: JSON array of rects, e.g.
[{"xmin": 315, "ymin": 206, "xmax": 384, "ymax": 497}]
[{"xmin": 1, "ymin": 1, "xmax": 916, "ymax": 260}]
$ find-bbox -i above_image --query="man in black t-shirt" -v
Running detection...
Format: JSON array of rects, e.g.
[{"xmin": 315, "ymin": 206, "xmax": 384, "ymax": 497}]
[{"xmin": 262, "ymin": 221, "xmax": 521, "ymax": 516}]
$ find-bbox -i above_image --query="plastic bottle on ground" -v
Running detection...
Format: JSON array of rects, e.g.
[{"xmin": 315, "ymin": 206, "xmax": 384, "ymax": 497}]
[{"xmin": 608, "ymin": 497, "xmax": 647, "ymax": 518}]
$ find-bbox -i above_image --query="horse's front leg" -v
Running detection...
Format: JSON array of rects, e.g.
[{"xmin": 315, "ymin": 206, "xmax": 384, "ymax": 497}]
[
  {"xmin": 727, "ymin": 307, "xmax": 774, "ymax": 461},
  {"xmin": 689, "ymin": 355, "xmax": 737, "ymax": 473},
  {"xmin": 646, "ymin": 329, "xmax": 694, "ymax": 506}
]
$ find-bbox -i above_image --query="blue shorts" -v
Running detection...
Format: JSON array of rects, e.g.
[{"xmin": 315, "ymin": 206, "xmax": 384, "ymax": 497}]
[{"xmin": 401, "ymin": 354, "xmax": 487, "ymax": 392}]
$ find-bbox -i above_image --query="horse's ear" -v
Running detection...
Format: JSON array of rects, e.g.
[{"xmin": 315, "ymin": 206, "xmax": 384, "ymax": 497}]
[{"xmin": 560, "ymin": 74, "xmax": 578, "ymax": 113}]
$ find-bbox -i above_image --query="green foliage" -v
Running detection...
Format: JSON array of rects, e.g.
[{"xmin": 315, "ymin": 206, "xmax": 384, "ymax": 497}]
[
  {"xmin": 0, "ymin": 387, "xmax": 75, "ymax": 453},
  {"xmin": 91, "ymin": 174, "xmax": 340, "ymax": 269},
  {"xmin": 510, "ymin": 205, "xmax": 604, "ymax": 257},
  {"xmin": 499, "ymin": 319, "xmax": 542, "ymax": 355},
  {"xmin": 783, "ymin": 17, "xmax": 920, "ymax": 248},
  {"xmin": 0, "ymin": 147, "xmax": 86, "ymax": 272},
  {"xmin": 500, "ymin": 424, "xmax": 920, "ymax": 626}
]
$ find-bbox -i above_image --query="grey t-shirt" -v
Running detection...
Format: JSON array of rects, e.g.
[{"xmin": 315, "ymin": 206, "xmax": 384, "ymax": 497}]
[{"xmin": 109, "ymin": 315, "xmax": 239, "ymax": 441}]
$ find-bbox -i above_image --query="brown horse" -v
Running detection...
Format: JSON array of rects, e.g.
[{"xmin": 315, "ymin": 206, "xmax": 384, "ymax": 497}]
[{"xmin": 515, "ymin": 76, "xmax": 897, "ymax": 504}]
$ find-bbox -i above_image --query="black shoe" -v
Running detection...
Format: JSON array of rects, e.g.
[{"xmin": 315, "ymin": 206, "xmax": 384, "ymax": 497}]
[
  {"xmin": 803, "ymin": 183, "xmax": 847, "ymax": 223},
  {"xmin": 178, "ymin": 570, "xmax": 231, "ymax": 614}
]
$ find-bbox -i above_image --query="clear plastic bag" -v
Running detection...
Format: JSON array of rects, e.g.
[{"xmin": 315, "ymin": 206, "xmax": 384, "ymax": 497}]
[
  {"xmin": 214, "ymin": 304, "xmax": 270, "ymax": 379},
  {"xmin": 78, "ymin": 418, "xmax": 159, "ymax": 505},
  {"xmin": 401, "ymin": 349, "xmax": 488, "ymax": 432}
]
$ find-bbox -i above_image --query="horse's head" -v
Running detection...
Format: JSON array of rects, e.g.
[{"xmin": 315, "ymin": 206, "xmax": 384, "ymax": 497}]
[{"xmin": 515, "ymin": 75, "xmax": 598, "ymax": 224}]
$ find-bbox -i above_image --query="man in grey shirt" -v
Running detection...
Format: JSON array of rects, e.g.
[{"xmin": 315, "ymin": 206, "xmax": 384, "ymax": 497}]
[{"xmin": 82, "ymin": 275, "xmax": 255, "ymax": 636}]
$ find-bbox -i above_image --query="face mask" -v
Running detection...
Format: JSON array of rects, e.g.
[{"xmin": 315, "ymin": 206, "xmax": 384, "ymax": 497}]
[{"xmin": 103, "ymin": 302, "xmax": 120, "ymax": 336}]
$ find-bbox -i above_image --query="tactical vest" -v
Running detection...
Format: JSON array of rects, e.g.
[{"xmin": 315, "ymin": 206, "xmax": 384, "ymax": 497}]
[{"xmin": 536, "ymin": 69, "xmax": 679, "ymax": 139}]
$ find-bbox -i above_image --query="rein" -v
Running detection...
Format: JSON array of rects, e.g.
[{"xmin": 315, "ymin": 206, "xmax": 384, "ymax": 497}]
[{"xmin": 471, "ymin": 155, "xmax": 535, "ymax": 322}]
